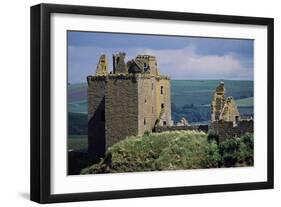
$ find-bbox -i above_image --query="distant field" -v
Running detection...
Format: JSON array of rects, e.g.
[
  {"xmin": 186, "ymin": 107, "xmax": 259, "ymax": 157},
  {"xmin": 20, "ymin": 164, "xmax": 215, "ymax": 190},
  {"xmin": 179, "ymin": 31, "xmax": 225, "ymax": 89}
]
[
  {"xmin": 68, "ymin": 100, "xmax": 87, "ymax": 114},
  {"xmin": 68, "ymin": 80, "xmax": 253, "ymax": 113},
  {"xmin": 67, "ymin": 80, "xmax": 254, "ymax": 133},
  {"xmin": 68, "ymin": 135, "xmax": 87, "ymax": 150},
  {"xmin": 235, "ymin": 97, "xmax": 253, "ymax": 107},
  {"xmin": 171, "ymin": 80, "xmax": 253, "ymax": 107}
]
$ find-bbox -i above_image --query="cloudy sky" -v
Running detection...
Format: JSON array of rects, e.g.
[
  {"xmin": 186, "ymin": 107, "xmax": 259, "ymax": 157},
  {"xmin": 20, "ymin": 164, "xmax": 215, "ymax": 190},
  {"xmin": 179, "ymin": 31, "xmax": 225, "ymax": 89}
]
[{"xmin": 68, "ymin": 31, "xmax": 253, "ymax": 83}]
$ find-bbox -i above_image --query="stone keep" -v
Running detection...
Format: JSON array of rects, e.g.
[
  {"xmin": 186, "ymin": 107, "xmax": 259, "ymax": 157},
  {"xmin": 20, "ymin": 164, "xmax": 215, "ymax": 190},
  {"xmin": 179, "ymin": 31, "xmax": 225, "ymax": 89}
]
[{"xmin": 87, "ymin": 53, "xmax": 172, "ymax": 158}]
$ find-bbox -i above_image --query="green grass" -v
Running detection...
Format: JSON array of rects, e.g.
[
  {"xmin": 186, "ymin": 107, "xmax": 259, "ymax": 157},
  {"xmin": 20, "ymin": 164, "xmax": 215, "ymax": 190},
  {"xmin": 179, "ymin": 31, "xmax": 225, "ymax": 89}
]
[
  {"xmin": 171, "ymin": 80, "xmax": 253, "ymax": 107},
  {"xmin": 81, "ymin": 130, "xmax": 221, "ymax": 174},
  {"xmin": 80, "ymin": 131, "xmax": 253, "ymax": 174},
  {"xmin": 67, "ymin": 80, "xmax": 254, "ymax": 123},
  {"xmin": 235, "ymin": 97, "xmax": 253, "ymax": 107},
  {"xmin": 68, "ymin": 112, "xmax": 88, "ymax": 135},
  {"xmin": 68, "ymin": 135, "xmax": 87, "ymax": 150},
  {"xmin": 68, "ymin": 80, "xmax": 254, "ymax": 109},
  {"xmin": 68, "ymin": 100, "xmax": 87, "ymax": 113}
]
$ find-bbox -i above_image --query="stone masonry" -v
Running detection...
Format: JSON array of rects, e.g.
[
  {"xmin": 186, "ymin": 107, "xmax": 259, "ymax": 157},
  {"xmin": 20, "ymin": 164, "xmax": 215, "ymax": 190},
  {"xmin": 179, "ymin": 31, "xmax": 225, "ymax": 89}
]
[
  {"xmin": 210, "ymin": 82, "xmax": 253, "ymax": 142},
  {"xmin": 87, "ymin": 53, "xmax": 173, "ymax": 159}
]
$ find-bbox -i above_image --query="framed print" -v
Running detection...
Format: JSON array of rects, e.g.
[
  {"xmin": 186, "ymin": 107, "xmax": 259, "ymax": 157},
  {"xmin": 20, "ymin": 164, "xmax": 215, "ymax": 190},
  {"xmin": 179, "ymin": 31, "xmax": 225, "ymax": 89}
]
[{"xmin": 30, "ymin": 3, "xmax": 274, "ymax": 203}]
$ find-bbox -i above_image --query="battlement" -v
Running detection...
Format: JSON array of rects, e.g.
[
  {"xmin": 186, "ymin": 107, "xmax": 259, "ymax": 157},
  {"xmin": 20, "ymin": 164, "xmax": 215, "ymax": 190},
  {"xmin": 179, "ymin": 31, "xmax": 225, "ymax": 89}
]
[
  {"xmin": 88, "ymin": 53, "xmax": 172, "ymax": 159},
  {"xmin": 87, "ymin": 73, "xmax": 170, "ymax": 84}
]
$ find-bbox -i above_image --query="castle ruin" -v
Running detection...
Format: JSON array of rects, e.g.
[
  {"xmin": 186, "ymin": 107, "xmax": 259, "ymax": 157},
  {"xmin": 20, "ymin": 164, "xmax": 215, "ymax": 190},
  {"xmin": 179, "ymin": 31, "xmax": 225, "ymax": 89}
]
[
  {"xmin": 210, "ymin": 81, "xmax": 253, "ymax": 142},
  {"xmin": 87, "ymin": 52, "xmax": 172, "ymax": 158},
  {"xmin": 87, "ymin": 53, "xmax": 254, "ymax": 158},
  {"xmin": 211, "ymin": 81, "xmax": 240, "ymax": 124}
]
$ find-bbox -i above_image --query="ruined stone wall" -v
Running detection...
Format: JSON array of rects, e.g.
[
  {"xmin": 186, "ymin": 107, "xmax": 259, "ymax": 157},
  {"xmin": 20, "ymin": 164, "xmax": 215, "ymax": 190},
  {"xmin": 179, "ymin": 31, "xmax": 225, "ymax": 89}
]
[
  {"xmin": 137, "ymin": 75, "xmax": 172, "ymax": 135},
  {"xmin": 95, "ymin": 54, "xmax": 108, "ymax": 76},
  {"xmin": 210, "ymin": 120, "xmax": 253, "ymax": 142},
  {"xmin": 138, "ymin": 77, "xmax": 158, "ymax": 135},
  {"xmin": 156, "ymin": 78, "xmax": 172, "ymax": 126},
  {"xmin": 87, "ymin": 76, "xmax": 106, "ymax": 158},
  {"xmin": 105, "ymin": 75, "xmax": 139, "ymax": 147},
  {"xmin": 154, "ymin": 125, "xmax": 208, "ymax": 133},
  {"xmin": 211, "ymin": 82, "xmax": 225, "ymax": 122},
  {"xmin": 147, "ymin": 56, "xmax": 158, "ymax": 75},
  {"xmin": 135, "ymin": 55, "xmax": 159, "ymax": 75},
  {"xmin": 219, "ymin": 97, "xmax": 240, "ymax": 122},
  {"xmin": 113, "ymin": 52, "xmax": 128, "ymax": 74}
]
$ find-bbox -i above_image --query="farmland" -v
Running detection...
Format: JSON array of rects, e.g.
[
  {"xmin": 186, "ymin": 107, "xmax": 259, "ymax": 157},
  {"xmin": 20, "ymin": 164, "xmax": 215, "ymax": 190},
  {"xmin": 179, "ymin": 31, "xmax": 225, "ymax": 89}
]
[{"xmin": 67, "ymin": 80, "xmax": 253, "ymax": 150}]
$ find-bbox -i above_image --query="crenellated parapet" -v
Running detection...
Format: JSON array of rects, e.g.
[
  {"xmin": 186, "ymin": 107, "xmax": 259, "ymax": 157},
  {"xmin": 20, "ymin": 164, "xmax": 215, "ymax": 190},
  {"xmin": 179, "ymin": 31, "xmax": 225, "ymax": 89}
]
[{"xmin": 88, "ymin": 52, "xmax": 173, "ymax": 159}]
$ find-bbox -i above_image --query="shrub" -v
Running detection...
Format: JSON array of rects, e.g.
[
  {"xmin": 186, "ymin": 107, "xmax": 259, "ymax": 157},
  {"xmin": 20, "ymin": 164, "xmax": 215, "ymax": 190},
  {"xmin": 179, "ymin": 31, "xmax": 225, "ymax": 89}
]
[
  {"xmin": 81, "ymin": 130, "xmax": 220, "ymax": 174},
  {"xmin": 218, "ymin": 133, "xmax": 254, "ymax": 167},
  {"xmin": 207, "ymin": 129, "xmax": 219, "ymax": 144},
  {"xmin": 81, "ymin": 132, "xmax": 254, "ymax": 174},
  {"xmin": 219, "ymin": 138, "xmax": 241, "ymax": 167},
  {"xmin": 238, "ymin": 133, "xmax": 254, "ymax": 165}
]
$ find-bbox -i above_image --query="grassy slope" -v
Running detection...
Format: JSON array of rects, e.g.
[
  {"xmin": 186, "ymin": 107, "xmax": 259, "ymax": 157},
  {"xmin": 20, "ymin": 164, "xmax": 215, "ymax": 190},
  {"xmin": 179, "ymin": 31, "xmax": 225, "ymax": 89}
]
[
  {"xmin": 81, "ymin": 130, "xmax": 220, "ymax": 174},
  {"xmin": 171, "ymin": 80, "xmax": 253, "ymax": 107},
  {"xmin": 68, "ymin": 80, "xmax": 254, "ymax": 110}
]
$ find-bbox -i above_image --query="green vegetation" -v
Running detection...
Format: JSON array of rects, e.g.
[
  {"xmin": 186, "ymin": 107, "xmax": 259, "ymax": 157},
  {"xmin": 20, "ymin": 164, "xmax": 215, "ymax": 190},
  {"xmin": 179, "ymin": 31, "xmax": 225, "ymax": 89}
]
[
  {"xmin": 81, "ymin": 130, "xmax": 220, "ymax": 174},
  {"xmin": 81, "ymin": 131, "xmax": 254, "ymax": 174},
  {"xmin": 171, "ymin": 80, "xmax": 253, "ymax": 107},
  {"xmin": 67, "ymin": 80, "xmax": 253, "ymax": 124},
  {"xmin": 68, "ymin": 112, "xmax": 87, "ymax": 135},
  {"xmin": 235, "ymin": 97, "xmax": 253, "ymax": 107},
  {"xmin": 68, "ymin": 100, "xmax": 87, "ymax": 114},
  {"xmin": 172, "ymin": 103, "xmax": 211, "ymax": 123},
  {"xmin": 218, "ymin": 133, "xmax": 254, "ymax": 167},
  {"xmin": 68, "ymin": 135, "xmax": 87, "ymax": 150}
]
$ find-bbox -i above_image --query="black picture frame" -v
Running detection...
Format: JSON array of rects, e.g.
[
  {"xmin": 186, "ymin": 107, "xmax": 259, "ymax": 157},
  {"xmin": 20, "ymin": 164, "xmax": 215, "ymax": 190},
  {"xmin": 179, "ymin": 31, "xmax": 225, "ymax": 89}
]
[{"xmin": 30, "ymin": 3, "xmax": 274, "ymax": 204}]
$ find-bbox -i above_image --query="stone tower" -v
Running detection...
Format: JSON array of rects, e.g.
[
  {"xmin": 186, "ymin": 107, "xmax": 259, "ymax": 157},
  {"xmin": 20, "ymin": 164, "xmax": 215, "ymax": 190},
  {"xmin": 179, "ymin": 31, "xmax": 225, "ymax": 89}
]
[
  {"xmin": 211, "ymin": 81, "xmax": 240, "ymax": 123},
  {"xmin": 113, "ymin": 52, "xmax": 128, "ymax": 74},
  {"xmin": 87, "ymin": 53, "xmax": 172, "ymax": 159},
  {"xmin": 95, "ymin": 54, "xmax": 108, "ymax": 76},
  {"xmin": 211, "ymin": 81, "xmax": 225, "ymax": 122}
]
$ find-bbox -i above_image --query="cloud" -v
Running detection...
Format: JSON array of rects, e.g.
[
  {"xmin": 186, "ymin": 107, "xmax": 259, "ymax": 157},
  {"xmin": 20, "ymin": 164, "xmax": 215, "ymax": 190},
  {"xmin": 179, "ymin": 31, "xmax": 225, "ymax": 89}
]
[
  {"xmin": 141, "ymin": 47, "xmax": 253, "ymax": 80},
  {"xmin": 68, "ymin": 45, "xmax": 253, "ymax": 83}
]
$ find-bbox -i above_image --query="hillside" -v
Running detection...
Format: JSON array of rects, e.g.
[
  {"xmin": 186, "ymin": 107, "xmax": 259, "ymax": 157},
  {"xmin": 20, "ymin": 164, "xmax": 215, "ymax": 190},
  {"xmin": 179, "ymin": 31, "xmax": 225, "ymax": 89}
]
[
  {"xmin": 81, "ymin": 131, "xmax": 219, "ymax": 174},
  {"xmin": 68, "ymin": 80, "xmax": 253, "ymax": 109},
  {"xmin": 67, "ymin": 80, "xmax": 254, "ymax": 127},
  {"xmin": 81, "ymin": 130, "xmax": 253, "ymax": 174}
]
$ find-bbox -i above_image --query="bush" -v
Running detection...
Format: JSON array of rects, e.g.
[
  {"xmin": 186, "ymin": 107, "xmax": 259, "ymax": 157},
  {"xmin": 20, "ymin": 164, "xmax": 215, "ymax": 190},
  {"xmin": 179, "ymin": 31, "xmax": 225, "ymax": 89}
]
[
  {"xmin": 81, "ymin": 130, "xmax": 220, "ymax": 174},
  {"xmin": 81, "ymin": 132, "xmax": 254, "ymax": 174},
  {"xmin": 207, "ymin": 129, "xmax": 219, "ymax": 144},
  {"xmin": 219, "ymin": 138, "xmax": 240, "ymax": 167},
  {"xmin": 238, "ymin": 133, "xmax": 254, "ymax": 165},
  {"xmin": 218, "ymin": 133, "xmax": 254, "ymax": 167}
]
